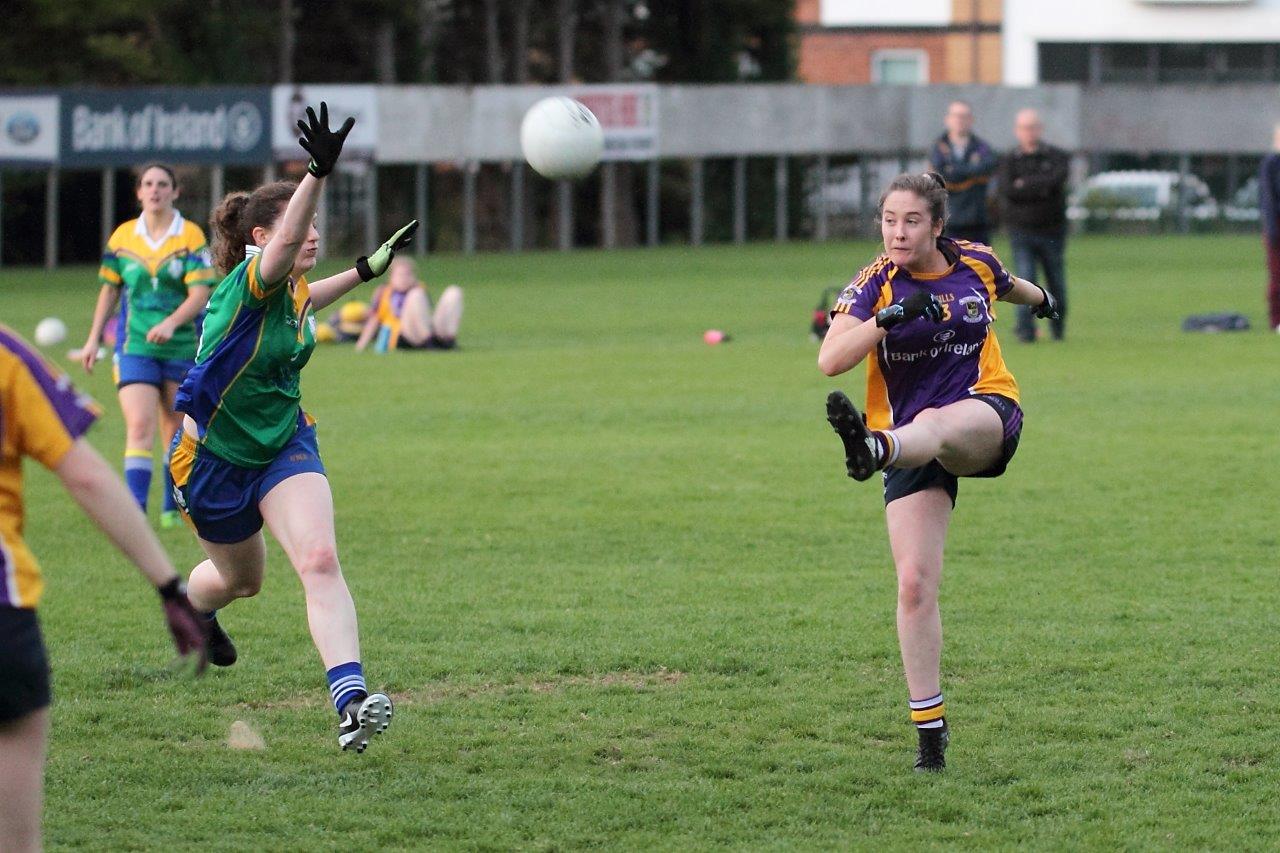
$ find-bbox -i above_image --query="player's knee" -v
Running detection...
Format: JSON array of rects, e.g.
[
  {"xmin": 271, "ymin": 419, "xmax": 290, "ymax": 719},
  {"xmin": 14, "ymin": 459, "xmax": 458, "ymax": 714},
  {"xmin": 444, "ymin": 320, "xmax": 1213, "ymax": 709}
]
[
  {"xmin": 897, "ymin": 567, "xmax": 937, "ymax": 612},
  {"xmin": 228, "ymin": 574, "xmax": 263, "ymax": 599},
  {"xmin": 294, "ymin": 543, "xmax": 341, "ymax": 581}
]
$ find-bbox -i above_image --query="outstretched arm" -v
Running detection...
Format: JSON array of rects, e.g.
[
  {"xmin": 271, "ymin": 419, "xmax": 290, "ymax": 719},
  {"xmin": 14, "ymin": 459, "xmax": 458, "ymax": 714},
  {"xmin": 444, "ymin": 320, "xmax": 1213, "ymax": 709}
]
[
  {"xmin": 259, "ymin": 103, "xmax": 355, "ymax": 286},
  {"xmin": 309, "ymin": 220, "xmax": 419, "ymax": 310},
  {"xmin": 54, "ymin": 439, "xmax": 208, "ymax": 669},
  {"xmin": 1000, "ymin": 275, "xmax": 1060, "ymax": 319}
]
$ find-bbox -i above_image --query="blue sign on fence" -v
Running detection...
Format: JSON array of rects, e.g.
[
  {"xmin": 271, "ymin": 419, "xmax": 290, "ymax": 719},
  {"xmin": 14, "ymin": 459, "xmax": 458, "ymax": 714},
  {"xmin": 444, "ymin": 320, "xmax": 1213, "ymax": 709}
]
[{"xmin": 61, "ymin": 88, "xmax": 270, "ymax": 166}]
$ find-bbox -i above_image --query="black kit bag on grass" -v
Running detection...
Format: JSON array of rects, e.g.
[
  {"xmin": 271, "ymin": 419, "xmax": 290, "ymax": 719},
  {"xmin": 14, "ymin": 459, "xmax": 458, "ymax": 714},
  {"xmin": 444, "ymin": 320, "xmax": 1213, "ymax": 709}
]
[{"xmin": 1181, "ymin": 313, "xmax": 1250, "ymax": 333}]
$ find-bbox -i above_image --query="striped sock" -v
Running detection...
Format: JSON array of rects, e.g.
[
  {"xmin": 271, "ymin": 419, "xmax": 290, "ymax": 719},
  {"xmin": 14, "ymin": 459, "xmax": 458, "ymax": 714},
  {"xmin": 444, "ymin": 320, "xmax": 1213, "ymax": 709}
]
[
  {"xmin": 872, "ymin": 430, "xmax": 902, "ymax": 468},
  {"xmin": 123, "ymin": 449, "xmax": 153, "ymax": 510},
  {"xmin": 327, "ymin": 661, "xmax": 367, "ymax": 715},
  {"xmin": 909, "ymin": 692, "xmax": 946, "ymax": 730}
]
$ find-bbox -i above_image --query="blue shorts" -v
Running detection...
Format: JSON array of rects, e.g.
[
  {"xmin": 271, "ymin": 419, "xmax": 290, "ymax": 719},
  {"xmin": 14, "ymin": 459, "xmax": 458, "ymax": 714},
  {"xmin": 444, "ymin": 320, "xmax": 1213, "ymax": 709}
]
[
  {"xmin": 114, "ymin": 353, "xmax": 195, "ymax": 389},
  {"xmin": 169, "ymin": 421, "xmax": 326, "ymax": 544}
]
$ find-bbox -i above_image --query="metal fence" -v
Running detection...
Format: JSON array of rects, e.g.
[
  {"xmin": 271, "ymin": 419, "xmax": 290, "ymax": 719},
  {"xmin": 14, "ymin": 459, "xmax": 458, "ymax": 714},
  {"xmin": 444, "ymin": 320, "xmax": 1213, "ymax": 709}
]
[{"xmin": 1, "ymin": 83, "xmax": 1275, "ymax": 266}]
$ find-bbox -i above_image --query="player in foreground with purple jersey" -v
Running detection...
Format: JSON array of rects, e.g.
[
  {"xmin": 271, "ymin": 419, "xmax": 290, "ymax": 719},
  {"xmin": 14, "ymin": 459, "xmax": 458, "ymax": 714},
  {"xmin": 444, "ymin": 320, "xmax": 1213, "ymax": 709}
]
[{"xmin": 818, "ymin": 172, "xmax": 1059, "ymax": 772}]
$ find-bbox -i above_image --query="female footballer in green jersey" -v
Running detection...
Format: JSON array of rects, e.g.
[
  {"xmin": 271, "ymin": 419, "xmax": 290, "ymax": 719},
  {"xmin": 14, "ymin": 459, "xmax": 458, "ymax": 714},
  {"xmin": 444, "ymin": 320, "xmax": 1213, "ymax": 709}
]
[
  {"xmin": 80, "ymin": 164, "xmax": 216, "ymax": 528},
  {"xmin": 170, "ymin": 103, "xmax": 416, "ymax": 752}
]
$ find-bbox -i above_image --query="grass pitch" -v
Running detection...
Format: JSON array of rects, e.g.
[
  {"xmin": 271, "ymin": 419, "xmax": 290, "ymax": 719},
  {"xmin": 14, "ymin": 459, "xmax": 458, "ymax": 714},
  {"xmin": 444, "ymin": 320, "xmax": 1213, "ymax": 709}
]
[{"xmin": 5, "ymin": 234, "xmax": 1279, "ymax": 849}]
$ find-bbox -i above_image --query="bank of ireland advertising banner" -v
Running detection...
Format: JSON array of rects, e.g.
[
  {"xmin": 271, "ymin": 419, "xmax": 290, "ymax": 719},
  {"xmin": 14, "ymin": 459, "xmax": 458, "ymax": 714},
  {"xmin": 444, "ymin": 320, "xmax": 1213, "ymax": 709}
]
[
  {"xmin": 0, "ymin": 96, "xmax": 59, "ymax": 164},
  {"xmin": 61, "ymin": 88, "xmax": 270, "ymax": 166},
  {"xmin": 272, "ymin": 85, "xmax": 378, "ymax": 162},
  {"xmin": 569, "ymin": 84, "xmax": 659, "ymax": 161}
]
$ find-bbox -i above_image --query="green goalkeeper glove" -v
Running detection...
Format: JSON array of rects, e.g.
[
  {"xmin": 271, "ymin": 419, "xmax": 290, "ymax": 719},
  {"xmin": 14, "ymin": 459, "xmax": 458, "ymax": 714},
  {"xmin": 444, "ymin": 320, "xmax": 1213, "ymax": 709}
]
[{"xmin": 355, "ymin": 220, "xmax": 420, "ymax": 282}]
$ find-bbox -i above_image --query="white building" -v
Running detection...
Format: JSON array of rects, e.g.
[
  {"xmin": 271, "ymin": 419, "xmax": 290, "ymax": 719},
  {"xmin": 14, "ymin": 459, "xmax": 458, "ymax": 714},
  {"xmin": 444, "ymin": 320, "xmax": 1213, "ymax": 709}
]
[{"xmin": 1004, "ymin": 0, "xmax": 1280, "ymax": 86}]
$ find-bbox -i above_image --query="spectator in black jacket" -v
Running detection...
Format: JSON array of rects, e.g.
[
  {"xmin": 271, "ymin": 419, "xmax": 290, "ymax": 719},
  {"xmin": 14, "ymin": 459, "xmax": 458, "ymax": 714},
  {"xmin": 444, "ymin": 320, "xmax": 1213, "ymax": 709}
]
[
  {"xmin": 1259, "ymin": 123, "xmax": 1280, "ymax": 332},
  {"xmin": 929, "ymin": 101, "xmax": 998, "ymax": 245},
  {"xmin": 998, "ymin": 109, "xmax": 1070, "ymax": 342}
]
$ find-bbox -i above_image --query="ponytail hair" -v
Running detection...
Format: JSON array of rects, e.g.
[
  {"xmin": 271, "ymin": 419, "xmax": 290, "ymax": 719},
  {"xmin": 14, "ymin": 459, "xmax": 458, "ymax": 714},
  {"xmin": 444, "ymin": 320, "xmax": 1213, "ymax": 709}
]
[
  {"xmin": 209, "ymin": 181, "xmax": 297, "ymax": 275},
  {"xmin": 876, "ymin": 172, "xmax": 950, "ymax": 225}
]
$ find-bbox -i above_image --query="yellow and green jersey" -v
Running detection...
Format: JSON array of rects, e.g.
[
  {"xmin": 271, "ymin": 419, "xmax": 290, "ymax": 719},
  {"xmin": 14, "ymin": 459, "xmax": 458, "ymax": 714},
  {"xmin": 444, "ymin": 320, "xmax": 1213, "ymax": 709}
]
[
  {"xmin": 98, "ymin": 214, "xmax": 216, "ymax": 360},
  {"xmin": 175, "ymin": 247, "xmax": 318, "ymax": 468}
]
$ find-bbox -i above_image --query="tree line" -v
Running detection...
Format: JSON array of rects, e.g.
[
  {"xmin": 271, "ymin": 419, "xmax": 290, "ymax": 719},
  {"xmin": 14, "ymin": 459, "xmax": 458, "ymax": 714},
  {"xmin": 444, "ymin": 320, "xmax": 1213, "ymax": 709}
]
[{"xmin": 2, "ymin": 0, "xmax": 793, "ymax": 86}]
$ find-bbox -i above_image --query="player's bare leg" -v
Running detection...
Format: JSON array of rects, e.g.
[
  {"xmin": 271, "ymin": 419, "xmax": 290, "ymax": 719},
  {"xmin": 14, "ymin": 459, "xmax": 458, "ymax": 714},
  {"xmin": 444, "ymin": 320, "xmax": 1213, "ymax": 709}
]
[
  {"xmin": 430, "ymin": 285, "xmax": 463, "ymax": 342},
  {"xmin": 398, "ymin": 287, "xmax": 434, "ymax": 345},
  {"xmin": 260, "ymin": 472, "xmax": 390, "ymax": 751},
  {"xmin": 884, "ymin": 399, "xmax": 1003, "ymax": 475},
  {"xmin": 0, "ymin": 708, "xmax": 49, "ymax": 853},
  {"xmin": 886, "ymin": 487, "xmax": 952, "ymax": 771},
  {"xmin": 118, "ymin": 382, "xmax": 160, "ymax": 511},
  {"xmin": 260, "ymin": 473, "xmax": 358, "ymax": 667}
]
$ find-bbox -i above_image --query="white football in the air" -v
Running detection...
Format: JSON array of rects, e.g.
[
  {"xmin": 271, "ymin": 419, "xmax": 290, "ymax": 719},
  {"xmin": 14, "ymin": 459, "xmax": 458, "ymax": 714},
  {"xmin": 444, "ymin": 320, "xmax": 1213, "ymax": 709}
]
[
  {"xmin": 520, "ymin": 97, "xmax": 604, "ymax": 180},
  {"xmin": 35, "ymin": 317, "xmax": 67, "ymax": 347}
]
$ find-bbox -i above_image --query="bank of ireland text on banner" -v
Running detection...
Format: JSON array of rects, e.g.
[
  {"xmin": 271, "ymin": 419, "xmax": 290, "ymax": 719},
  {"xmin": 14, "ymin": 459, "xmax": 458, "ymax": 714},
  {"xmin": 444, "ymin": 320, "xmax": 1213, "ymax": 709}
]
[{"xmin": 61, "ymin": 88, "xmax": 270, "ymax": 166}]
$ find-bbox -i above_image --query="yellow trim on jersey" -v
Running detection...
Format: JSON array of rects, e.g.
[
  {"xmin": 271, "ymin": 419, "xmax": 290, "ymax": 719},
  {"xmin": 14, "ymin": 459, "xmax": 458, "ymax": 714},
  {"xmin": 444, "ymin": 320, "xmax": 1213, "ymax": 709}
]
[
  {"xmin": 960, "ymin": 255, "xmax": 1000, "ymax": 309},
  {"xmin": 863, "ymin": 276, "xmax": 898, "ymax": 430},
  {"xmin": 246, "ymin": 255, "xmax": 289, "ymax": 302},
  {"xmin": 99, "ymin": 265, "xmax": 123, "ymax": 286},
  {"xmin": 971, "ymin": 329, "xmax": 1020, "ymax": 404}
]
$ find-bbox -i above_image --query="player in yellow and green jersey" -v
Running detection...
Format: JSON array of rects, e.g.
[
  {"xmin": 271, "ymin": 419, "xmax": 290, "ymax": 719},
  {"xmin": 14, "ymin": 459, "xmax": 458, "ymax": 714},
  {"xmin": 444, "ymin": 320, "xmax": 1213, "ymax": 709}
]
[
  {"xmin": 80, "ymin": 164, "xmax": 215, "ymax": 529},
  {"xmin": 170, "ymin": 103, "xmax": 416, "ymax": 752}
]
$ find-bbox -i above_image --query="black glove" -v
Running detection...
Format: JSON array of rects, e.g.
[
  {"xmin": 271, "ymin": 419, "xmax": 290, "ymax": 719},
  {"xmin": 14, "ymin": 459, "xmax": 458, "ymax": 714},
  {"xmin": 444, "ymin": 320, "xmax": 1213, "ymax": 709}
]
[
  {"xmin": 356, "ymin": 220, "xmax": 420, "ymax": 282},
  {"xmin": 876, "ymin": 291, "xmax": 944, "ymax": 329},
  {"xmin": 158, "ymin": 578, "xmax": 209, "ymax": 675},
  {"xmin": 1033, "ymin": 286, "xmax": 1061, "ymax": 320},
  {"xmin": 297, "ymin": 102, "xmax": 355, "ymax": 179}
]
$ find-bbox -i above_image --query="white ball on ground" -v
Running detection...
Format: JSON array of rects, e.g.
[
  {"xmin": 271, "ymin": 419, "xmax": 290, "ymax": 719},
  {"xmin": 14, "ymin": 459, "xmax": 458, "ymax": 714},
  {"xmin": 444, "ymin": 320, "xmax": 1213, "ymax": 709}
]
[
  {"xmin": 34, "ymin": 317, "xmax": 66, "ymax": 347},
  {"xmin": 520, "ymin": 96, "xmax": 604, "ymax": 180}
]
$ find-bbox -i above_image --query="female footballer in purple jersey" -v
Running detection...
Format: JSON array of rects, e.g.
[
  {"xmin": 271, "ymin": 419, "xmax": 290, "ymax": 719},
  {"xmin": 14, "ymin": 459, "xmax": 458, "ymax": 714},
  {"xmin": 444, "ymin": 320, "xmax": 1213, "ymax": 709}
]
[{"xmin": 818, "ymin": 172, "xmax": 1059, "ymax": 772}]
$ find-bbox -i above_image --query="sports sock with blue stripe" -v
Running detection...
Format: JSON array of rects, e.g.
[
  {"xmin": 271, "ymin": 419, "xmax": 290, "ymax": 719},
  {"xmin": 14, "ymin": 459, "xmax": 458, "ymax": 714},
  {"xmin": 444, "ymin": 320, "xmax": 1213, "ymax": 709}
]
[{"xmin": 327, "ymin": 662, "xmax": 367, "ymax": 715}]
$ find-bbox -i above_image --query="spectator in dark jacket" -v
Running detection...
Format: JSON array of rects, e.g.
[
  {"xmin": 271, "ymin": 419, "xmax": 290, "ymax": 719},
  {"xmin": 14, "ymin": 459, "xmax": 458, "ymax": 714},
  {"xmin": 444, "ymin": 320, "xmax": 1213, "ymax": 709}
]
[
  {"xmin": 929, "ymin": 101, "xmax": 998, "ymax": 245},
  {"xmin": 998, "ymin": 109, "xmax": 1070, "ymax": 342},
  {"xmin": 1259, "ymin": 123, "xmax": 1280, "ymax": 332}
]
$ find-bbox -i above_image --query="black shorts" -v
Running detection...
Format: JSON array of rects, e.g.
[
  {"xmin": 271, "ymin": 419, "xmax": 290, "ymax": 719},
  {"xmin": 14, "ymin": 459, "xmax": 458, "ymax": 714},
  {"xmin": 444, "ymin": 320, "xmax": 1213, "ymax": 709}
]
[
  {"xmin": 883, "ymin": 393, "xmax": 1023, "ymax": 507},
  {"xmin": 397, "ymin": 336, "xmax": 457, "ymax": 351},
  {"xmin": 0, "ymin": 607, "xmax": 52, "ymax": 723}
]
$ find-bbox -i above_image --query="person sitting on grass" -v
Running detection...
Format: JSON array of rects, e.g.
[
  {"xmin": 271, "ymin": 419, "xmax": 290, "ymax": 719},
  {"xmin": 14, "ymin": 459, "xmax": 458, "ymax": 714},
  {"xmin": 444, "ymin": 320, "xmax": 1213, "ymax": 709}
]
[{"xmin": 355, "ymin": 257, "xmax": 463, "ymax": 352}]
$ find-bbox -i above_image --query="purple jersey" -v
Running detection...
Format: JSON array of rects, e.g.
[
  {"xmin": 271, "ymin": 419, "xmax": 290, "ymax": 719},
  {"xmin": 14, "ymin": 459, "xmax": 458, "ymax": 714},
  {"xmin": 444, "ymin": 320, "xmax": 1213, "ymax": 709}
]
[{"xmin": 831, "ymin": 238, "xmax": 1020, "ymax": 430}]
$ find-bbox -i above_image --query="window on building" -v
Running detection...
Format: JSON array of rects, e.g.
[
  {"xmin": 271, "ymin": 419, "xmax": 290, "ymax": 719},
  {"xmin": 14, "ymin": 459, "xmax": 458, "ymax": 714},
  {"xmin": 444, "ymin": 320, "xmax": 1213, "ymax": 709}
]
[
  {"xmin": 1039, "ymin": 43, "xmax": 1091, "ymax": 84},
  {"xmin": 1157, "ymin": 43, "xmax": 1211, "ymax": 82},
  {"xmin": 1101, "ymin": 44, "xmax": 1155, "ymax": 83},
  {"xmin": 1039, "ymin": 42, "xmax": 1280, "ymax": 84},
  {"xmin": 1221, "ymin": 43, "xmax": 1274, "ymax": 82},
  {"xmin": 871, "ymin": 50, "xmax": 928, "ymax": 85}
]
